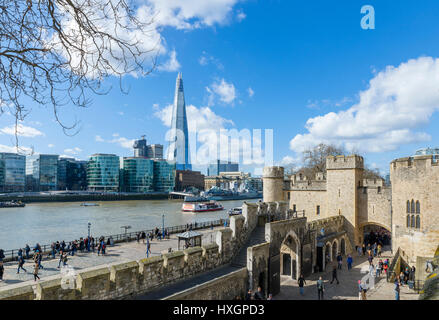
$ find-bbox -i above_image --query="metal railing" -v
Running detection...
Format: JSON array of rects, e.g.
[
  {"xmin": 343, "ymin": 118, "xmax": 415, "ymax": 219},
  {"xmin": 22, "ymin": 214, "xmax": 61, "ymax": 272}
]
[{"xmin": 0, "ymin": 218, "xmax": 229, "ymax": 262}]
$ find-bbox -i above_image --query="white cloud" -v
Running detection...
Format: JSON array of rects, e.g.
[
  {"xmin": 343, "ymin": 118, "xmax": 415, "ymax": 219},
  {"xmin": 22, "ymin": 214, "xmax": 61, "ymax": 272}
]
[
  {"xmin": 64, "ymin": 147, "xmax": 82, "ymax": 155},
  {"xmin": 48, "ymin": 144, "xmax": 55, "ymax": 148},
  {"xmin": 247, "ymin": 87, "xmax": 254, "ymax": 98},
  {"xmin": 158, "ymin": 50, "xmax": 181, "ymax": 72},
  {"xmin": 109, "ymin": 136, "xmax": 135, "ymax": 149},
  {"xmin": 0, "ymin": 124, "xmax": 44, "ymax": 138},
  {"xmin": 0, "ymin": 144, "xmax": 33, "ymax": 154},
  {"xmin": 198, "ymin": 51, "xmax": 224, "ymax": 69},
  {"xmin": 237, "ymin": 11, "xmax": 246, "ymax": 22},
  {"xmin": 95, "ymin": 135, "xmax": 104, "ymax": 142},
  {"xmin": 118, "ymin": 111, "xmax": 124, "ymax": 116},
  {"xmin": 290, "ymin": 57, "xmax": 439, "ymax": 154},
  {"xmin": 208, "ymin": 79, "xmax": 237, "ymax": 105}
]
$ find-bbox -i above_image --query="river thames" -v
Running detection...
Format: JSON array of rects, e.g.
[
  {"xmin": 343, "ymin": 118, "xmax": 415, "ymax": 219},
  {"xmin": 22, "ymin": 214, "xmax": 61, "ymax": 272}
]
[{"xmin": 0, "ymin": 199, "xmax": 256, "ymax": 250}]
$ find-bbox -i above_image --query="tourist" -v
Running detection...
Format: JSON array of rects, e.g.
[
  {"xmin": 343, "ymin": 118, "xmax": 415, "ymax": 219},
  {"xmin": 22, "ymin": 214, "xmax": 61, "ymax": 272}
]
[
  {"xmin": 25, "ymin": 244, "xmax": 30, "ymax": 259},
  {"xmin": 376, "ymin": 262, "xmax": 381, "ymax": 278},
  {"xmin": 267, "ymin": 294, "xmax": 273, "ymax": 300},
  {"xmin": 0, "ymin": 248, "xmax": 6, "ymax": 262},
  {"xmin": 377, "ymin": 244, "xmax": 382, "ymax": 257},
  {"xmin": 347, "ymin": 254, "xmax": 353, "ymax": 270},
  {"xmin": 33, "ymin": 262, "xmax": 40, "ymax": 281},
  {"xmin": 298, "ymin": 274, "xmax": 306, "ymax": 295},
  {"xmin": 360, "ymin": 280, "xmax": 367, "ymax": 300},
  {"xmin": 51, "ymin": 242, "xmax": 56, "ymax": 259},
  {"xmin": 61, "ymin": 241, "xmax": 66, "ymax": 252},
  {"xmin": 109, "ymin": 236, "xmax": 114, "ymax": 246},
  {"xmin": 394, "ymin": 276, "xmax": 401, "ymax": 300},
  {"xmin": 254, "ymin": 286, "xmax": 264, "ymax": 300},
  {"xmin": 399, "ymin": 271, "xmax": 405, "ymax": 286},
  {"xmin": 57, "ymin": 250, "xmax": 64, "ymax": 268},
  {"xmin": 358, "ymin": 280, "xmax": 363, "ymax": 300},
  {"xmin": 141, "ymin": 231, "xmax": 146, "ymax": 244},
  {"xmin": 146, "ymin": 240, "xmax": 151, "ymax": 258},
  {"xmin": 409, "ymin": 266, "xmax": 416, "ymax": 282},
  {"xmin": 362, "ymin": 244, "xmax": 366, "ymax": 256},
  {"xmin": 336, "ymin": 253, "xmax": 343, "ymax": 269},
  {"xmin": 0, "ymin": 261, "xmax": 4, "ymax": 282},
  {"xmin": 317, "ymin": 276, "xmax": 324, "ymax": 300},
  {"xmin": 136, "ymin": 232, "xmax": 140, "ymax": 243},
  {"xmin": 357, "ymin": 245, "xmax": 362, "ymax": 256},
  {"xmin": 17, "ymin": 255, "xmax": 27, "ymax": 274},
  {"xmin": 245, "ymin": 289, "xmax": 252, "ymax": 300},
  {"xmin": 383, "ymin": 262, "xmax": 388, "ymax": 275},
  {"xmin": 373, "ymin": 242, "xmax": 377, "ymax": 257},
  {"xmin": 367, "ymin": 254, "xmax": 373, "ymax": 266},
  {"xmin": 330, "ymin": 266, "xmax": 339, "ymax": 285}
]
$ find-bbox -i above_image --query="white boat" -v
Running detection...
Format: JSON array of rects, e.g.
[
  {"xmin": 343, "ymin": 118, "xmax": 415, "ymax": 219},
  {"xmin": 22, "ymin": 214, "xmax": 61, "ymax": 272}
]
[
  {"xmin": 182, "ymin": 201, "xmax": 224, "ymax": 213},
  {"xmin": 80, "ymin": 203, "xmax": 99, "ymax": 207}
]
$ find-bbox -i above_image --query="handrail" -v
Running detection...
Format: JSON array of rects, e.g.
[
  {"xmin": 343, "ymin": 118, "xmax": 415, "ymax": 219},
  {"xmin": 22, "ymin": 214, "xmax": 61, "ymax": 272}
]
[{"xmin": 0, "ymin": 218, "xmax": 230, "ymax": 262}]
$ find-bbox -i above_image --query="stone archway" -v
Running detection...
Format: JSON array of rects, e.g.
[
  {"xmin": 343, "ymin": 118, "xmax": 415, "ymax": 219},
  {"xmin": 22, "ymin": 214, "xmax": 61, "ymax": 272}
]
[
  {"xmin": 359, "ymin": 222, "xmax": 391, "ymax": 246},
  {"xmin": 280, "ymin": 231, "xmax": 300, "ymax": 280}
]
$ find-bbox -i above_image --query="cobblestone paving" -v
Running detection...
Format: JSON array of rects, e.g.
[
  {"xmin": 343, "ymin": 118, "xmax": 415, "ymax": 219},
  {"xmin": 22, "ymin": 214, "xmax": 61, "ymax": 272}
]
[
  {"xmin": 0, "ymin": 227, "xmax": 221, "ymax": 288},
  {"xmin": 275, "ymin": 248, "xmax": 420, "ymax": 300}
]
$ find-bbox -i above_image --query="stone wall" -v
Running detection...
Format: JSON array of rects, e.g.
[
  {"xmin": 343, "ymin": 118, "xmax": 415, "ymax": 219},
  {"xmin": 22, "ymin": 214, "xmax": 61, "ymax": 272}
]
[{"xmin": 391, "ymin": 155, "xmax": 439, "ymax": 264}]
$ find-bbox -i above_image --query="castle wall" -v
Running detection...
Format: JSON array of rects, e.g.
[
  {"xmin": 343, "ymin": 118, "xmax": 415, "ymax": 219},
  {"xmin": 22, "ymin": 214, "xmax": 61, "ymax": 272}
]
[
  {"xmin": 358, "ymin": 185, "xmax": 392, "ymax": 237},
  {"xmin": 263, "ymin": 167, "xmax": 285, "ymax": 202},
  {"xmin": 289, "ymin": 190, "xmax": 327, "ymax": 222},
  {"xmin": 391, "ymin": 156, "xmax": 439, "ymax": 264}
]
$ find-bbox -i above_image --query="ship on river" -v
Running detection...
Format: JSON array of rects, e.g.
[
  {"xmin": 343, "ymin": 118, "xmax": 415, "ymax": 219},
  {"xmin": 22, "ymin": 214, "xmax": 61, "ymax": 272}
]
[
  {"xmin": 0, "ymin": 200, "xmax": 25, "ymax": 208},
  {"xmin": 184, "ymin": 184, "xmax": 262, "ymax": 202}
]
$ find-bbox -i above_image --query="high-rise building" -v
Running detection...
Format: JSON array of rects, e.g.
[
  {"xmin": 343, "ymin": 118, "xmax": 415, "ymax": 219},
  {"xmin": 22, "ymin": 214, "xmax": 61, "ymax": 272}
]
[
  {"xmin": 87, "ymin": 154, "xmax": 120, "ymax": 192},
  {"xmin": 207, "ymin": 160, "xmax": 239, "ymax": 176},
  {"xmin": 167, "ymin": 73, "xmax": 191, "ymax": 170},
  {"xmin": 32, "ymin": 154, "xmax": 59, "ymax": 191},
  {"xmin": 0, "ymin": 153, "xmax": 26, "ymax": 192},
  {"xmin": 153, "ymin": 159, "xmax": 176, "ymax": 192},
  {"xmin": 123, "ymin": 157, "xmax": 154, "ymax": 193},
  {"xmin": 147, "ymin": 144, "xmax": 164, "ymax": 159},
  {"xmin": 66, "ymin": 160, "xmax": 87, "ymax": 191},
  {"xmin": 57, "ymin": 157, "xmax": 75, "ymax": 190},
  {"xmin": 133, "ymin": 136, "xmax": 148, "ymax": 157}
]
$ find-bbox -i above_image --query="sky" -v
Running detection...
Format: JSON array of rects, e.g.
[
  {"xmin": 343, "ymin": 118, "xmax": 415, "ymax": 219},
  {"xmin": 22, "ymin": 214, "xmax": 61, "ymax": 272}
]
[{"xmin": 1, "ymin": 0, "xmax": 439, "ymax": 176}]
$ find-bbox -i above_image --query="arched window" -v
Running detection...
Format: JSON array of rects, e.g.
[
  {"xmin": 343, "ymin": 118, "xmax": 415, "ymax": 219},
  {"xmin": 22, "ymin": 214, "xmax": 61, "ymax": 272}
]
[
  {"xmin": 407, "ymin": 215, "xmax": 410, "ymax": 227},
  {"xmin": 411, "ymin": 215, "xmax": 415, "ymax": 228},
  {"xmin": 406, "ymin": 201, "xmax": 410, "ymax": 213},
  {"xmin": 416, "ymin": 215, "xmax": 420, "ymax": 229},
  {"xmin": 411, "ymin": 200, "xmax": 415, "ymax": 213},
  {"xmin": 416, "ymin": 201, "xmax": 420, "ymax": 214}
]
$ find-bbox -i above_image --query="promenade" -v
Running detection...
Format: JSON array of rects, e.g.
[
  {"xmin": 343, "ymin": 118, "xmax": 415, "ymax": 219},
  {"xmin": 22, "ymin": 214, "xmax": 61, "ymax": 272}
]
[
  {"xmin": 0, "ymin": 226, "xmax": 221, "ymax": 288},
  {"xmin": 276, "ymin": 247, "xmax": 420, "ymax": 300}
]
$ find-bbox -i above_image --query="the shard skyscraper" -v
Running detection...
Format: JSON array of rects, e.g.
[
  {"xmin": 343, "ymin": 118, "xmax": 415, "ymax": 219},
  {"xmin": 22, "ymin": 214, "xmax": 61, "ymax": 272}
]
[{"xmin": 167, "ymin": 73, "xmax": 192, "ymax": 170}]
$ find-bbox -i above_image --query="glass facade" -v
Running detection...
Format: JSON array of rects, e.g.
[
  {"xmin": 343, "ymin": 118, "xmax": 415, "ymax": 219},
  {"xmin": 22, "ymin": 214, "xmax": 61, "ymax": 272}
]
[
  {"xmin": 87, "ymin": 154, "xmax": 120, "ymax": 192},
  {"xmin": 123, "ymin": 157, "xmax": 154, "ymax": 192},
  {"xmin": 33, "ymin": 154, "xmax": 59, "ymax": 191},
  {"xmin": 153, "ymin": 160, "xmax": 176, "ymax": 192},
  {"xmin": 0, "ymin": 153, "xmax": 26, "ymax": 192},
  {"xmin": 207, "ymin": 160, "xmax": 239, "ymax": 176}
]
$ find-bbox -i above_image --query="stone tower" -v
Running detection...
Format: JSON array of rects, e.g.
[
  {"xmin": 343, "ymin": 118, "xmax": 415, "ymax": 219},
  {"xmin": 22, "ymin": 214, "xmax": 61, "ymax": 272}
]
[
  {"xmin": 263, "ymin": 166, "xmax": 285, "ymax": 202},
  {"xmin": 326, "ymin": 155, "xmax": 364, "ymax": 247}
]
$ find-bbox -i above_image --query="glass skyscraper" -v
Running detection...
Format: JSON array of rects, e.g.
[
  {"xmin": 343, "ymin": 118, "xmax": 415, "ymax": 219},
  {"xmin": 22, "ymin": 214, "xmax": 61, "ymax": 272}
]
[
  {"xmin": 0, "ymin": 153, "xmax": 26, "ymax": 192},
  {"xmin": 123, "ymin": 157, "xmax": 154, "ymax": 193},
  {"xmin": 153, "ymin": 159, "xmax": 176, "ymax": 192},
  {"xmin": 32, "ymin": 154, "xmax": 59, "ymax": 191},
  {"xmin": 87, "ymin": 154, "xmax": 120, "ymax": 192},
  {"xmin": 167, "ymin": 73, "xmax": 192, "ymax": 170}
]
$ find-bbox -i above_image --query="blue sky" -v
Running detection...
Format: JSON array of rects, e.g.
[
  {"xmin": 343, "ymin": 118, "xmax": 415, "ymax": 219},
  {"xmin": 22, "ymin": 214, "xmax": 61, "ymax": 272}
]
[{"xmin": 1, "ymin": 0, "xmax": 439, "ymax": 176}]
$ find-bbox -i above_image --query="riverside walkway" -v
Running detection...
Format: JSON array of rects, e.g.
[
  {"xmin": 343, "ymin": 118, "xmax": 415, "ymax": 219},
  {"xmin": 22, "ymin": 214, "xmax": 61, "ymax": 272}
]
[
  {"xmin": 276, "ymin": 247, "xmax": 420, "ymax": 300},
  {"xmin": 0, "ymin": 226, "xmax": 222, "ymax": 288}
]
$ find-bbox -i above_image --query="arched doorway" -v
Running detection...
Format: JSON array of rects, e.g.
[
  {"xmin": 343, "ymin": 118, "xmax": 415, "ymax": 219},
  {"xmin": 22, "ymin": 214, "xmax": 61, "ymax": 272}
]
[
  {"xmin": 340, "ymin": 238, "xmax": 346, "ymax": 256},
  {"xmin": 324, "ymin": 242, "xmax": 331, "ymax": 269},
  {"xmin": 280, "ymin": 232, "xmax": 300, "ymax": 280},
  {"xmin": 360, "ymin": 223, "xmax": 391, "ymax": 247}
]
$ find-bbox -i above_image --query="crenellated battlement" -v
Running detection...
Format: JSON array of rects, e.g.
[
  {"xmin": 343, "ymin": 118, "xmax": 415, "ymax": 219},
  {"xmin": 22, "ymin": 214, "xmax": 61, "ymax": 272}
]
[
  {"xmin": 326, "ymin": 155, "xmax": 364, "ymax": 170},
  {"xmin": 263, "ymin": 166, "xmax": 284, "ymax": 178},
  {"xmin": 391, "ymin": 155, "xmax": 439, "ymax": 170},
  {"xmin": 362, "ymin": 178, "xmax": 384, "ymax": 188}
]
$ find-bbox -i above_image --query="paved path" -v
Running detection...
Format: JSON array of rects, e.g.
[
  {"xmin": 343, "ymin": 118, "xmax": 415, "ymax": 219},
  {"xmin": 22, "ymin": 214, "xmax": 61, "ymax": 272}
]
[
  {"xmin": 275, "ymin": 248, "xmax": 419, "ymax": 300},
  {"xmin": 0, "ymin": 227, "xmax": 222, "ymax": 288}
]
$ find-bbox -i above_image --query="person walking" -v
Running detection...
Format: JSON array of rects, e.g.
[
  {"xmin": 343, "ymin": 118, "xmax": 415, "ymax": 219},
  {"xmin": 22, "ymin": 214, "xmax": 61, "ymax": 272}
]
[
  {"xmin": 347, "ymin": 254, "xmax": 353, "ymax": 270},
  {"xmin": 394, "ymin": 276, "xmax": 401, "ymax": 300},
  {"xmin": 17, "ymin": 255, "xmax": 27, "ymax": 274},
  {"xmin": 57, "ymin": 250, "xmax": 65, "ymax": 268},
  {"xmin": 0, "ymin": 261, "xmax": 4, "ymax": 282},
  {"xmin": 367, "ymin": 254, "xmax": 373, "ymax": 266},
  {"xmin": 146, "ymin": 240, "xmax": 151, "ymax": 258},
  {"xmin": 0, "ymin": 248, "xmax": 4, "ymax": 262},
  {"xmin": 376, "ymin": 262, "xmax": 381, "ymax": 278},
  {"xmin": 336, "ymin": 253, "xmax": 343, "ymax": 270},
  {"xmin": 25, "ymin": 244, "xmax": 30, "ymax": 259},
  {"xmin": 330, "ymin": 266, "xmax": 339, "ymax": 285},
  {"xmin": 362, "ymin": 243, "xmax": 366, "ymax": 256},
  {"xmin": 33, "ymin": 262, "xmax": 40, "ymax": 281},
  {"xmin": 358, "ymin": 280, "xmax": 363, "ymax": 300},
  {"xmin": 357, "ymin": 245, "xmax": 362, "ymax": 256},
  {"xmin": 298, "ymin": 274, "xmax": 306, "ymax": 296},
  {"xmin": 254, "ymin": 286, "xmax": 264, "ymax": 300},
  {"xmin": 317, "ymin": 277, "xmax": 325, "ymax": 300}
]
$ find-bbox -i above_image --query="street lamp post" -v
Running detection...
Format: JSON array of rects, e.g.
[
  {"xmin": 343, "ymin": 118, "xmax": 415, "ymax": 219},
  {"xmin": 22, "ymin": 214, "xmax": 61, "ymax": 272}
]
[
  {"xmin": 162, "ymin": 213, "xmax": 165, "ymax": 239},
  {"xmin": 121, "ymin": 225, "xmax": 131, "ymax": 242}
]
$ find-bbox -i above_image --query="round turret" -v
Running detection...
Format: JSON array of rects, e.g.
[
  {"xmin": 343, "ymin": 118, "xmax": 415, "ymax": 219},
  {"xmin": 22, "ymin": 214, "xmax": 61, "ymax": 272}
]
[{"xmin": 263, "ymin": 166, "xmax": 285, "ymax": 202}]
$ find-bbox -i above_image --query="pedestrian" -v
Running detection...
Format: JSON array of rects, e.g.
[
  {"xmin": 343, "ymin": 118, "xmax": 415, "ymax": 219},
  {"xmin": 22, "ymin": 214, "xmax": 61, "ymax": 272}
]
[
  {"xmin": 146, "ymin": 241, "xmax": 151, "ymax": 257},
  {"xmin": 33, "ymin": 262, "xmax": 40, "ymax": 281},
  {"xmin": 0, "ymin": 248, "xmax": 4, "ymax": 262},
  {"xmin": 298, "ymin": 274, "xmax": 306, "ymax": 296},
  {"xmin": 394, "ymin": 276, "xmax": 401, "ymax": 300},
  {"xmin": 336, "ymin": 253, "xmax": 343, "ymax": 269},
  {"xmin": 362, "ymin": 243, "xmax": 366, "ymax": 256},
  {"xmin": 358, "ymin": 280, "xmax": 363, "ymax": 300},
  {"xmin": 17, "ymin": 255, "xmax": 27, "ymax": 273},
  {"xmin": 330, "ymin": 266, "xmax": 339, "ymax": 284},
  {"xmin": 377, "ymin": 244, "xmax": 382, "ymax": 257},
  {"xmin": 317, "ymin": 276, "xmax": 324, "ymax": 300},
  {"xmin": 51, "ymin": 242, "xmax": 56, "ymax": 259},
  {"xmin": 347, "ymin": 254, "xmax": 353, "ymax": 270},
  {"xmin": 254, "ymin": 286, "xmax": 264, "ymax": 300},
  {"xmin": 0, "ymin": 261, "xmax": 4, "ymax": 282},
  {"xmin": 18, "ymin": 248, "xmax": 23, "ymax": 260},
  {"xmin": 57, "ymin": 250, "xmax": 64, "ymax": 268},
  {"xmin": 137, "ymin": 233, "xmax": 140, "ymax": 243},
  {"xmin": 267, "ymin": 294, "xmax": 273, "ymax": 300},
  {"xmin": 245, "ymin": 289, "xmax": 252, "ymax": 300},
  {"xmin": 376, "ymin": 262, "xmax": 381, "ymax": 278},
  {"xmin": 37, "ymin": 251, "xmax": 44, "ymax": 269},
  {"xmin": 368, "ymin": 254, "xmax": 373, "ymax": 266},
  {"xmin": 357, "ymin": 245, "xmax": 362, "ymax": 256},
  {"xmin": 141, "ymin": 231, "xmax": 146, "ymax": 244},
  {"xmin": 25, "ymin": 244, "xmax": 30, "ymax": 259}
]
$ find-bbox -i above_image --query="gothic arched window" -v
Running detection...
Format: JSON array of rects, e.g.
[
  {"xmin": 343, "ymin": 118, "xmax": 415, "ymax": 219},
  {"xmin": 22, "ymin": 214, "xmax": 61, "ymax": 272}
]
[
  {"xmin": 411, "ymin": 200, "xmax": 415, "ymax": 213},
  {"xmin": 411, "ymin": 215, "xmax": 415, "ymax": 228},
  {"xmin": 416, "ymin": 201, "xmax": 420, "ymax": 214},
  {"xmin": 416, "ymin": 215, "xmax": 420, "ymax": 229},
  {"xmin": 407, "ymin": 200, "xmax": 410, "ymax": 213},
  {"xmin": 407, "ymin": 215, "xmax": 410, "ymax": 227}
]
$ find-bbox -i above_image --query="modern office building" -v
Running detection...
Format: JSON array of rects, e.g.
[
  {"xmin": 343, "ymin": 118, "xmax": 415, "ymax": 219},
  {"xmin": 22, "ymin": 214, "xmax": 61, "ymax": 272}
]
[
  {"xmin": 133, "ymin": 136, "xmax": 148, "ymax": 157},
  {"xmin": 147, "ymin": 144, "xmax": 164, "ymax": 159},
  {"xmin": 123, "ymin": 157, "xmax": 154, "ymax": 192},
  {"xmin": 32, "ymin": 154, "xmax": 59, "ymax": 191},
  {"xmin": 175, "ymin": 170, "xmax": 205, "ymax": 192},
  {"xmin": 167, "ymin": 73, "xmax": 192, "ymax": 170},
  {"xmin": 57, "ymin": 157, "xmax": 75, "ymax": 190},
  {"xmin": 87, "ymin": 154, "xmax": 120, "ymax": 192},
  {"xmin": 0, "ymin": 152, "xmax": 26, "ymax": 192},
  {"xmin": 153, "ymin": 159, "xmax": 176, "ymax": 192},
  {"xmin": 66, "ymin": 160, "xmax": 88, "ymax": 190},
  {"xmin": 207, "ymin": 160, "xmax": 239, "ymax": 176}
]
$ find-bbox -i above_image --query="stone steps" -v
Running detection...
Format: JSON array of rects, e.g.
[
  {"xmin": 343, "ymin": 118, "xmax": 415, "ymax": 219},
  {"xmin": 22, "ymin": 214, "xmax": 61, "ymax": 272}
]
[{"xmin": 231, "ymin": 227, "xmax": 266, "ymax": 268}]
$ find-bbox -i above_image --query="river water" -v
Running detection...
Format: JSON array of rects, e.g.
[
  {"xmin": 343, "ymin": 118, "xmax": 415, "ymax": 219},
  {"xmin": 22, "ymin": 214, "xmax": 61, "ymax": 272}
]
[{"xmin": 0, "ymin": 199, "xmax": 256, "ymax": 250}]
